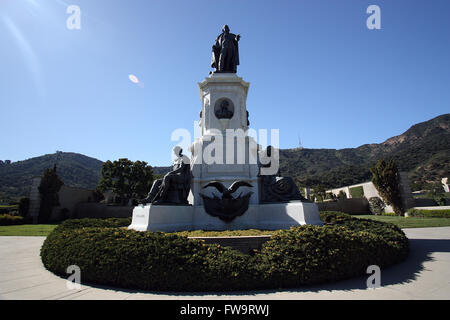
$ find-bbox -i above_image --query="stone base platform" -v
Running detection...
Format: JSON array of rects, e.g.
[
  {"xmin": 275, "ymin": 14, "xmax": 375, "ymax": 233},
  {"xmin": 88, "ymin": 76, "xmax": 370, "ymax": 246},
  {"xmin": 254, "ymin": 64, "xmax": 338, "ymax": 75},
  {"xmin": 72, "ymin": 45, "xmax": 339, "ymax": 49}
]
[{"xmin": 128, "ymin": 201, "xmax": 323, "ymax": 232}]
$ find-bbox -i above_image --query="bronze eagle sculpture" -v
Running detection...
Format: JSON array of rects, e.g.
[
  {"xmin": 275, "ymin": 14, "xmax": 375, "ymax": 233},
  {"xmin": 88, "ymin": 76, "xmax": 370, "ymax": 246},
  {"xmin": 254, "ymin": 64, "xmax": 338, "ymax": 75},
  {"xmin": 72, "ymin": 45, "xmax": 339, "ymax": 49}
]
[{"xmin": 200, "ymin": 180, "xmax": 253, "ymax": 222}]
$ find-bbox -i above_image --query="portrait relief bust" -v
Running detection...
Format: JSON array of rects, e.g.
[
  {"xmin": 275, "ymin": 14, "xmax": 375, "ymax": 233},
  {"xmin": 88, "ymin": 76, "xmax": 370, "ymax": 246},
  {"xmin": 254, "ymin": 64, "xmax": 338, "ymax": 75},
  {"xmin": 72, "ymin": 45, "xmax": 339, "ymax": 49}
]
[{"xmin": 214, "ymin": 98, "xmax": 234, "ymax": 119}]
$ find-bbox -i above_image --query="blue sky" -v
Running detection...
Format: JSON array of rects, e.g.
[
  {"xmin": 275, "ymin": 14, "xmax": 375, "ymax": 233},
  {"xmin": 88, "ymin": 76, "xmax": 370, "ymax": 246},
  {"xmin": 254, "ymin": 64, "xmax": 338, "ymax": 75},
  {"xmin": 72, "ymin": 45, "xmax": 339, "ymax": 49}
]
[{"xmin": 1, "ymin": 0, "xmax": 449, "ymax": 166}]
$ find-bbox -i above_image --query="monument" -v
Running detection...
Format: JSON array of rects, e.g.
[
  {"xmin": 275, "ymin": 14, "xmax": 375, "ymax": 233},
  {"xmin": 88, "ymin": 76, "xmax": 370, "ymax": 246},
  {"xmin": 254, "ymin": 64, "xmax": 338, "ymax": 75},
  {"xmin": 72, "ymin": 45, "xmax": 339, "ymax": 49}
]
[
  {"xmin": 129, "ymin": 26, "xmax": 322, "ymax": 232},
  {"xmin": 211, "ymin": 25, "xmax": 240, "ymax": 73}
]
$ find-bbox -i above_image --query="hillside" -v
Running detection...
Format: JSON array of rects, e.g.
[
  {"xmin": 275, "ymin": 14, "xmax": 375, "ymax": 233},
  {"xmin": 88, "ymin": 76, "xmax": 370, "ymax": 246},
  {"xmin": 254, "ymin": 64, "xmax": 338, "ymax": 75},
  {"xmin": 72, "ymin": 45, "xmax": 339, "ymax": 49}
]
[
  {"xmin": 280, "ymin": 114, "xmax": 450, "ymax": 190},
  {"xmin": 1, "ymin": 114, "xmax": 448, "ymax": 199},
  {"xmin": 0, "ymin": 152, "xmax": 103, "ymax": 199},
  {"xmin": 143, "ymin": 115, "xmax": 450, "ymax": 190}
]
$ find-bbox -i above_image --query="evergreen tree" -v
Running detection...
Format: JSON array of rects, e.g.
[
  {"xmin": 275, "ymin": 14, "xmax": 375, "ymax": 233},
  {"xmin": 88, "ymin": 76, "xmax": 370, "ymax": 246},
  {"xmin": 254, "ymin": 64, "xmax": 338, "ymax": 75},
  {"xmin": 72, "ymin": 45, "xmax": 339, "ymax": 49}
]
[
  {"xmin": 38, "ymin": 165, "xmax": 64, "ymax": 223},
  {"xmin": 370, "ymin": 159, "xmax": 404, "ymax": 216}
]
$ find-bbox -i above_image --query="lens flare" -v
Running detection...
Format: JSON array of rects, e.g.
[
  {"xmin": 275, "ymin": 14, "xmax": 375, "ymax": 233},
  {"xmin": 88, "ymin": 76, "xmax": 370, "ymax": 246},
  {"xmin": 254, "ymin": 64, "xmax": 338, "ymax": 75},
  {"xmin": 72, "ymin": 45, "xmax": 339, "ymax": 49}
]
[{"xmin": 129, "ymin": 74, "xmax": 139, "ymax": 84}]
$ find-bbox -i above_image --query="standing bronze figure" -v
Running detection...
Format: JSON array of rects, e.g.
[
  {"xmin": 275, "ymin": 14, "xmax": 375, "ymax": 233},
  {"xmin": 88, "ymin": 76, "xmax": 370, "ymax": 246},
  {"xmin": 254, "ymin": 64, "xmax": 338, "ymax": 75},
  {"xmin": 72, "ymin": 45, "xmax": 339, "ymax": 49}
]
[{"xmin": 211, "ymin": 25, "xmax": 240, "ymax": 73}]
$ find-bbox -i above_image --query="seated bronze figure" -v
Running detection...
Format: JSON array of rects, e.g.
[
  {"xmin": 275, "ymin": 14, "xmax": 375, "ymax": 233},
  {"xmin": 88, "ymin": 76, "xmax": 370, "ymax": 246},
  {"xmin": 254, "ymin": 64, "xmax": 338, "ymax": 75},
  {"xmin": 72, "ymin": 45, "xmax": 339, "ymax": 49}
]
[
  {"xmin": 259, "ymin": 146, "xmax": 305, "ymax": 203},
  {"xmin": 140, "ymin": 146, "xmax": 191, "ymax": 205}
]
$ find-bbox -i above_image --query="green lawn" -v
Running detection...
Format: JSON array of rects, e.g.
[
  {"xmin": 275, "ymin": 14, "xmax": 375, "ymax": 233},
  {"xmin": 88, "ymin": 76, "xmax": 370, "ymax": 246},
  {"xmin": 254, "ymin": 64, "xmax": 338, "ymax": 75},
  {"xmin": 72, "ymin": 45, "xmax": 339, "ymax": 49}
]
[
  {"xmin": 1, "ymin": 215, "xmax": 449, "ymax": 237},
  {"xmin": 413, "ymin": 192, "xmax": 450, "ymax": 199},
  {"xmin": 0, "ymin": 224, "xmax": 58, "ymax": 236},
  {"xmin": 357, "ymin": 215, "xmax": 450, "ymax": 228}
]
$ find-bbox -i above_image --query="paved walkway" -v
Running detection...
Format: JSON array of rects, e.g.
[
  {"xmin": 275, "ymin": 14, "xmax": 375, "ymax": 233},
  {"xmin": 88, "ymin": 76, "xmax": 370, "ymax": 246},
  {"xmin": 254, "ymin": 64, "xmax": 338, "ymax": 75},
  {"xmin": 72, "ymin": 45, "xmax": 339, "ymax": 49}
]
[{"xmin": 0, "ymin": 227, "xmax": 449, "ymax": 300}]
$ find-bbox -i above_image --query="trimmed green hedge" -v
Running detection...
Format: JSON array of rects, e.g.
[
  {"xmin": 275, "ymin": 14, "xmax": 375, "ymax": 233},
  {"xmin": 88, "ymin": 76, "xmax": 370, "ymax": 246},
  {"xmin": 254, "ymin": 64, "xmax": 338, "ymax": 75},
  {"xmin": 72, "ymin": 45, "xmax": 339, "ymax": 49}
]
[
  {"xmin": 53, "ymin": 217, "xmax": 131, "ymax": 230},
  {"xmin": 0, "ymin": 214, "xmax": 25, "ymax": 226},
  {"xmin": 41, "ymin": 213, "xmax": 409, "ymax": 292},
  {"xmin": 0, "ymin": 205, "xmax": 19, "ymax": 215},
  {"xmin": 407, "ymin": 208, "xmax": 450, "ymax": 218}
]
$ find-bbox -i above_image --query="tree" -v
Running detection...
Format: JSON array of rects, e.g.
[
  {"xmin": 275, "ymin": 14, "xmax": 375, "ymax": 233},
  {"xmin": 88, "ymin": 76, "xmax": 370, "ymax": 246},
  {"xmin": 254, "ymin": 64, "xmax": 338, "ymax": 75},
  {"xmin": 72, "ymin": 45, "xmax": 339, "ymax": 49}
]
[
  {"xmin": 312, "ymin": 184, "xmax": 326, "ymax": 202},
  {"xmin": 338, "ymin": 190, "xmax": 347, "ymax": 200},
  {"xmin": 370, "ymin": 159, "xmax": 404, "ymax": 216},
  {"xmin": 97, "ymin": 158, "xmax": 154, "ymax": 205},
  {"xmin": 38, "ymin": 165, "xmax": 64, "ymax": 223},
  {"xmin": 92, "ymin": 187, "xmax": 105, "ymax": 203},
  {"xmin": 326, "ymin": 192, "xmax": 336, "ymax": 200},
  {"xmin": 426, "ymin": 181, "xmax": 446, "ymax": 206}
]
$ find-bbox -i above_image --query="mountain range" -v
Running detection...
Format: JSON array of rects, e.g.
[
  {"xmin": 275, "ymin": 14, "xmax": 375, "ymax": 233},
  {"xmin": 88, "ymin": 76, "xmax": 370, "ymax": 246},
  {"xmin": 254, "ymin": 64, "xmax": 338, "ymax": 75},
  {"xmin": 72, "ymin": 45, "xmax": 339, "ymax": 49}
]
[
  {"xmin": 1, "ymin": 114, "xmax": 448, "ymax": 199},
  {"xmin": 280, "ymin": 113, "xmax": 449, "ymax": 190}
]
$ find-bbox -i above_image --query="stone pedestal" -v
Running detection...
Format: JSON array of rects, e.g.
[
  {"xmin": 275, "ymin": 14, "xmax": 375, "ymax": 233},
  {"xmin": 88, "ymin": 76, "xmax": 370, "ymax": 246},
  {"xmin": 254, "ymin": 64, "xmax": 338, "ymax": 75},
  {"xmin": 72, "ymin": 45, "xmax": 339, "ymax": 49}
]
[
  {"xmin": 128, "ymin": 205, "xmax": 193, "ymax": 232},
  {"xmin": 190, "ymin": 73, "xmax": 259, "ymax": 206},
  {"xmin": 197, "ymin": 73, "xmax": 250, "ymax": 135},
  {"xmin": 128, "ymin": 201, "xmax": 323, "ymax": 232}
]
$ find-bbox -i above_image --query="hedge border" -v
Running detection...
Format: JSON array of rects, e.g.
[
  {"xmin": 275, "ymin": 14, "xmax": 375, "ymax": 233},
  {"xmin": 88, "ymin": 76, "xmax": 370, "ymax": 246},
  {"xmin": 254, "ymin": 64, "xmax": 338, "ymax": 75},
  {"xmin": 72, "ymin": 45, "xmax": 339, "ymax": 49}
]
[
  {"xmin": 0, "ymin": 214, "xmax": 25, "ymax": 226},
  {"xmin": 407, "ymin": 208, "xmax": 450, "ymax": 218},
  {"xmin": 41, "ymin": 212, "xmax": 409, "ymax": 292}
]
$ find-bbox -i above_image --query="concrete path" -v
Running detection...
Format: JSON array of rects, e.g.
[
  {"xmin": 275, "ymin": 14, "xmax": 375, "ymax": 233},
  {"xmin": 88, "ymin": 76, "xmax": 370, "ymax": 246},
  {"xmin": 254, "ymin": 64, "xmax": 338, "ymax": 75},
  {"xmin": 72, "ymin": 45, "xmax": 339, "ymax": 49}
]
[{"xmin": 1, "ymin": 227, "xmax": 449, "ymax": 300}]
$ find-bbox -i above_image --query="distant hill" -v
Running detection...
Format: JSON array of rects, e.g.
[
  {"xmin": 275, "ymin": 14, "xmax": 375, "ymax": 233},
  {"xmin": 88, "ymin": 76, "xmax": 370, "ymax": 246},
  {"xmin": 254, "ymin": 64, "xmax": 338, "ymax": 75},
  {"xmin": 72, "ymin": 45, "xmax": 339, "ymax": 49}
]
[
  {"xmin": 0, "ymin": 151, "xmax": 174, "ymax": 200},
  {"xmin": 152, "ymin": 166, "xmax": 172, "ymax": 175},
  {"xmin": 146, "ymin": 114, "xmax": 450, "ymax": 190},
  {"xmin": 280, "ymin": 114, "xmax": 450, "ymax": 190},
  {"xmin": 0, "ymin": 152, "xmax": 103, "ymax": 199},
  {"xmin": 1, "ymin": 114, "xmax": 448, "ymax": 199}
]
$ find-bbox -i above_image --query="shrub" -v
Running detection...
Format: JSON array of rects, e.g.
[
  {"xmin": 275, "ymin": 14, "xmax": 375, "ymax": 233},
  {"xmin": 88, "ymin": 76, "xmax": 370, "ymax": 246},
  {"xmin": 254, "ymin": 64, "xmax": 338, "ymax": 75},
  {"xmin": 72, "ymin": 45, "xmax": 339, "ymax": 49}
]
[
  {"xmin": 368, "ymin": 197, "xmax": 386, "ymax": 215},
  {"xmin": 260, "ymin": 223, "xmax": 408, "ymax": 286},
  {"xmin": 407, "ymin": 209, "xmax": 450, "ymax": 218},
  {"xmin": 54, "ymin": 217, "xmax": 131, "ymax": 232},
  {"xmin": 0, "ymin": 205, "xmax": 19, "ymax": 215},
  {"xmin": 41, "ymin": 213, "xmax": 409, "ymax": 292},
  {"xmin": 325, "ymin": 192, "xmax": 335, "ymax": 200},
  {"xmin": 42, "ymin": 223, "xmax": 254, "ymax": 292},
  {"xmin": 0, "ymin": 214, "xmax": 25, "ymax": 226},
  {"xmin": 425, "ymin": 182, "xmax": 447, "ymax": 206},
  {"xmin": 435, "ymin": 195, "xmax": 447, "ymax": 206},
  {"xmin": 337, "ymin": 190, "xmax": 347, "ymax": 199}
]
